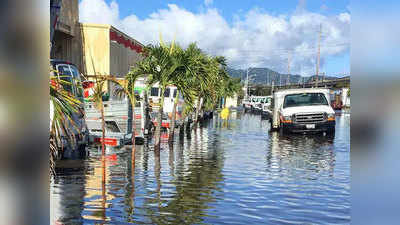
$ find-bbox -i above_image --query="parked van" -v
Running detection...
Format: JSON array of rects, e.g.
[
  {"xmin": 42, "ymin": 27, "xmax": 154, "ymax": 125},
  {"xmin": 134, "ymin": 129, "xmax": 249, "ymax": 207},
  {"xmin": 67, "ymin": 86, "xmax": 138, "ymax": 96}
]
[
  {"xmin": 270, "ymin": 88, "xmax": 335, "ymax": 134},
  {"xmin": 148, "ymin": 84, "xmax": 184, "ymax": 129},
  {"xmin": 50, "ymin": 60, "xmax": 89, "ymax": 159}
]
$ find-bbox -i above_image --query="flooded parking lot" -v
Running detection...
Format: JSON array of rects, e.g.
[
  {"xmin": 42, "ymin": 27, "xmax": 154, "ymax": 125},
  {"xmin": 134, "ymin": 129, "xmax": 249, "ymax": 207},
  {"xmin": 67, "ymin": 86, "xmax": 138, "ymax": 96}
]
[{"xmin": 51, "ymin": 110, "xmax": 350, "ymax": 224}]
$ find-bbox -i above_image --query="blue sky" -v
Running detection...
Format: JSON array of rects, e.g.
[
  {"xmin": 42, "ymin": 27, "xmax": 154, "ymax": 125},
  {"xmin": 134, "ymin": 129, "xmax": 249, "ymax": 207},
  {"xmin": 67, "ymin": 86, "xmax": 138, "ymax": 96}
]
[
  {"xmin": 106, "ymin": 0, "xmax": 350, "ymax": 22},
  {"xmin": 81, "ymin": 0, "xmax": 350, "ymax": 76}
]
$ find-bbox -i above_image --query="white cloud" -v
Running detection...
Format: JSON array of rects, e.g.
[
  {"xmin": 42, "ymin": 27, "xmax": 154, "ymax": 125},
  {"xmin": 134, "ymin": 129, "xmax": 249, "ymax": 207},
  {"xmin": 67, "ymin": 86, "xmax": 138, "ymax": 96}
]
[
  {"xmin": 204, "ymin": 0, "xmax": 213, "ymax": 7},
  {"xmin": 79, "ymin": 0, "xmax": 350, "ymax": 75}
]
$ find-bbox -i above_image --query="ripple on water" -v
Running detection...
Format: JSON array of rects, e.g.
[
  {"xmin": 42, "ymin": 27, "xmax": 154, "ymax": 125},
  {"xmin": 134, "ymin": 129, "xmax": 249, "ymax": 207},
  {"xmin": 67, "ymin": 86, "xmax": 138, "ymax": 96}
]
[{"xmin": 51, "ymin": 112, "xmax": 350, "ymax": 224}]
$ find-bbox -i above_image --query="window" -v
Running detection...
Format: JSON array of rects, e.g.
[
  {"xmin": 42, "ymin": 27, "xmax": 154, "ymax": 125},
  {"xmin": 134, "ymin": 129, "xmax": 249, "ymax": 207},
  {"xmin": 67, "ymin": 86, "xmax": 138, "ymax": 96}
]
[
  {"xmin": 70, "ymin": 65, "xmax": 83, "ymax": 98},
  {"xmin": 283, "ymin": 93, "xmax": 328, "ymax": 108},
  {"xmin": 56, "ymin": 64, "xmax": 73, "ymax": 93},
  {"xmin": 164, "ymin": 88, "xmax": 170, "ymax": 97},
  {"xmin": 151, "ymin": 87, "xmax": 159, "ymax": 97}
]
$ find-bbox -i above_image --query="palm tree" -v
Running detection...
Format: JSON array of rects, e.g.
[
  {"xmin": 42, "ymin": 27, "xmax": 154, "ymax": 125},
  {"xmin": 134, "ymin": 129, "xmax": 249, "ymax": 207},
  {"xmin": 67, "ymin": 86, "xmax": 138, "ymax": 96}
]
[
  {"xmin": 109, "ymin": 70, "xmax": 143, "ymax": 149},
  {"xmin": 182, "ymin": 44, "xmax": 215, "ymax": 127},
  {"xmin": 193, "ymin": 55, "xmax": 231, "ymax": 124},
  {"xmin": 167, "ymin": 45, "xmax": 199, "ymax": 142},
  {"xmin": 50, "ymin": 74, "xmax": 82, "ymax": 175},
  {"xmin": 133, "ymin": 42, "xmax": 184, "ymax": 148},
  {"xmin": 90, "ymin": 77, "xmax": 107, "ymax": 156},
  {"xmin": 220, "ymin": 77, "xmax": 242, "ymax": 108}
]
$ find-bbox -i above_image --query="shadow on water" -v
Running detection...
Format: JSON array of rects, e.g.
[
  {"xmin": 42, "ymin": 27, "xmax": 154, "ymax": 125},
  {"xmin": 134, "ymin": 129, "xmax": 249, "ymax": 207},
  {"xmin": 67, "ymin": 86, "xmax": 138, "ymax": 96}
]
[{"xmin": 50, "ymin": 111, "xmax": 350, "ymax": 224}]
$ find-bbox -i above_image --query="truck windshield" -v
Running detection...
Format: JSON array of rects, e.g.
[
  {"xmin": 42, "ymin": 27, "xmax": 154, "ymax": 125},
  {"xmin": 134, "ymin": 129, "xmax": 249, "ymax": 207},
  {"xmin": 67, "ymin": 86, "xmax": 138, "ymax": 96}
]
[
  {"xmin": 56, "ymin": 64, "xmax": 73, "ymax": 93},
  {"xmin": 283, "ymin": 93, "xmax": 328, "ymax": 108}
]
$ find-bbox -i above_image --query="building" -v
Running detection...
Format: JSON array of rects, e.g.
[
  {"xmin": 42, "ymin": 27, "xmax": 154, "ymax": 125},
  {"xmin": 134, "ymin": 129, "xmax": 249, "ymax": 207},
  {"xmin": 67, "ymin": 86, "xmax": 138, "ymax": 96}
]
[
  {"xmin": 51, "ymin": 0, "xmax": 144, "ymax": 91},
  {"xmin": 51, "ymin": 0, "xmax": 82, "ymax": 70},
  {"xmin": 80, "ymin": 23, "xmax": 144, "ymax": 78},
  {"xmin": 80, "ymin": 23, "xmax": 144, "ymax": 97}
]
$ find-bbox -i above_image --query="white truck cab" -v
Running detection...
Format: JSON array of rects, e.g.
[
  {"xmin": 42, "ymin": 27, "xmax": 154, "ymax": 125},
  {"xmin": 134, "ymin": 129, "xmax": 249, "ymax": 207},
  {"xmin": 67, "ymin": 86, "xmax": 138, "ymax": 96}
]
[{"xmin": 271, "ymin": 88, "xmax": 335, "ymax": 134}]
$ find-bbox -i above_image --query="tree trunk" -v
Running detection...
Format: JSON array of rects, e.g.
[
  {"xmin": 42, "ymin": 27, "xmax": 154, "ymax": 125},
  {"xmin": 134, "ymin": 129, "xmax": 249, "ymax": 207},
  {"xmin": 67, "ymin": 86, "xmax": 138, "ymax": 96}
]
[
  {"xmin": 194, "ymin": 97, "xmax": 201, "ymax": 126},
  {"xmin": 169, "ymin": 92, "xmax": 179, "ymax": 142},
  {"xmin": 100, "ymin": 102, "xmax": 106, "ymax": 156},
  {"xmin": 130, "ymin": 96, "xmax": 136, "ymax": 149},
  {"xmin": 224, "ymin": 97, "xmax": 227, "ymax": 108},
  {"xmin": 179, "ymin": 118, "xmax": 185, "ymax": 140},
  {"xmin": 154, "ymin": 87, "xmax": 165, "ymax": 148}
]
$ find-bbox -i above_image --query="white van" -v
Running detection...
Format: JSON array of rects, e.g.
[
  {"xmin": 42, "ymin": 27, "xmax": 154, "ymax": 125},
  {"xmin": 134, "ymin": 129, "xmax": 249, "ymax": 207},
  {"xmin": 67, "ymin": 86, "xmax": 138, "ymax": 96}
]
[
  {"xmin": 148, "ymin": 84, "xmax": 184, "ymax": 129},
  {"xmin": 271, "ymin": 88, "xmax": 335, "ymax": 134}
]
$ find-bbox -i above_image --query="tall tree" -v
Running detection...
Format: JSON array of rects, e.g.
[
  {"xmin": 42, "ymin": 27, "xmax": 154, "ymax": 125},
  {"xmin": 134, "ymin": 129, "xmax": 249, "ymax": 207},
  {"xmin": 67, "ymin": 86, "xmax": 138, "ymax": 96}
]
[{"xmin": 134, "ymin": 41, "xmax": 184, "ymax": 148}]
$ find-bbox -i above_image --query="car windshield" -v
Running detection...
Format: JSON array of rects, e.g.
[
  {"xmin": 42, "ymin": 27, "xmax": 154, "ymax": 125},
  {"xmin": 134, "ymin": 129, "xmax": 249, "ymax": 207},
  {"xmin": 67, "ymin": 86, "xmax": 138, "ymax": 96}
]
[{"xmin": 283, "ymin": 93, "xmax": 328, "ymax": 108}]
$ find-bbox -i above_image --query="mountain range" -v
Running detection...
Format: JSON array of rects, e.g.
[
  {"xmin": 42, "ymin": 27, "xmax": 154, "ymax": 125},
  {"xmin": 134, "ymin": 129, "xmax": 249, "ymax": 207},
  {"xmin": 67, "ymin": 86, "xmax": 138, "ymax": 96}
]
[{"xmin": 227, "ymin": 67, "xmax": 340, "ymax": 85}]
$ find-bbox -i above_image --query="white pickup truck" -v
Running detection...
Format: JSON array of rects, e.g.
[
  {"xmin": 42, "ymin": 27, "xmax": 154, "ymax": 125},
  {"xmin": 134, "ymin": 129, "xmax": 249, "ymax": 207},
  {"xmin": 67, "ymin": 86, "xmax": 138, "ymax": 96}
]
[{"xmin": 270, "ymin": 88, "xmax": 335, "ymax": 135}]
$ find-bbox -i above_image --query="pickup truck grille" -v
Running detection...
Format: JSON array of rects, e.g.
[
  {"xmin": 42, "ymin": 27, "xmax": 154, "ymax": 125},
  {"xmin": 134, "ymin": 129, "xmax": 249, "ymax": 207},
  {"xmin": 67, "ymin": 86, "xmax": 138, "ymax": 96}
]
[{"xmin": 294, "ymin": 113, "xmax": 325, "ymax": 124}]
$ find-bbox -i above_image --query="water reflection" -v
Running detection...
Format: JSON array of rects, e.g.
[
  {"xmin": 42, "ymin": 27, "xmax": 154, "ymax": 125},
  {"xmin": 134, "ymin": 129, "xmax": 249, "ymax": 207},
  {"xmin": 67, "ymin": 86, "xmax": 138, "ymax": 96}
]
[
  {"xmin": 267, "ymin": 132, "xmax": 336, "ymax": 179},
  {"xmin": 51, "ymin": 111, "xmax": 350, "ymax": 224}
]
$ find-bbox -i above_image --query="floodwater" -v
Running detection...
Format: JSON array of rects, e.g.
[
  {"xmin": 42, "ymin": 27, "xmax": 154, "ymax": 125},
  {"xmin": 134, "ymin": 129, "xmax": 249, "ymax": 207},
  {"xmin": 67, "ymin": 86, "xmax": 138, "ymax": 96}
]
[{"xmin": 51, "ymin": 110, "xmax": 350, "ymax": 225}]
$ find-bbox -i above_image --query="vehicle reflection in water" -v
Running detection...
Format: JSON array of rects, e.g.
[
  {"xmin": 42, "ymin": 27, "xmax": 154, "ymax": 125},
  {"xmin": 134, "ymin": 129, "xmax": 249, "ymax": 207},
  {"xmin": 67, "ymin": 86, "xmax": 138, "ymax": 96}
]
[
  {"xmin": 267, "ymin": 132, "xmax": 335, "ymax": 178},
  {"xmin": 50, "ymin": 110, "xmax": 350, "ymax": 224}
]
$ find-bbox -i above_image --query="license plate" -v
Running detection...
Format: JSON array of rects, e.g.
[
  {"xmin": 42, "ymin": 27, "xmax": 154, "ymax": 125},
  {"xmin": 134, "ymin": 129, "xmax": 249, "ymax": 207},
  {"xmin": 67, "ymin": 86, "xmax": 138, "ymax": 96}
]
[{"xmin": 306, "ymin": 124, "xmax": 315, "ymax": 129}]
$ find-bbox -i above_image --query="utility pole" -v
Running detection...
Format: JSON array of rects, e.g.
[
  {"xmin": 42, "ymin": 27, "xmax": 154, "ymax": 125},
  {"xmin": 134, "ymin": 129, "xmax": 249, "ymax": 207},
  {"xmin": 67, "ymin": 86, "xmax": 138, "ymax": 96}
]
[
  {"xmin": 271, "ymin": 81, "xmax": 275, "ymax": 95},
  {"xmin": 287, "ymin": 52, "xmax": 291, "ymax": 86},
  {"xmin": 315, "ymin": 24, "xmax": 322, "ymax": 88},
  {"xmin": 246, "ymin": 68, "xmax": 249, "ymax": 98}
]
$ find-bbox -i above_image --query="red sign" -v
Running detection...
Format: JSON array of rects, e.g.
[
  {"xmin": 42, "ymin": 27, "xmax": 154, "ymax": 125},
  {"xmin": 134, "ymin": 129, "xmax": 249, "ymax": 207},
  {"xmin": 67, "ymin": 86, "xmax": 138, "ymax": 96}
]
[{"xmin": 110, "ymin": 31, "xmax": 142, "ymax": 53}]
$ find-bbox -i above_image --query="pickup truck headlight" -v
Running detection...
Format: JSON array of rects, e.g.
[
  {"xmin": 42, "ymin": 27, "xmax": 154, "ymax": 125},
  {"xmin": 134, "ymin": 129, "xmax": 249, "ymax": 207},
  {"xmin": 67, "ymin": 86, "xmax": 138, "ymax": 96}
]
[{"xmin": 327, "ymin": 113, "xmax": 335, "ymax": 121}]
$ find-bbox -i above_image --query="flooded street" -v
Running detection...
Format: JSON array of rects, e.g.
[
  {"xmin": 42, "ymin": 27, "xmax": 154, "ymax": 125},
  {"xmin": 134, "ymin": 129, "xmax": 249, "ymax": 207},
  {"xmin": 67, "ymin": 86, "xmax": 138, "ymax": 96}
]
[{"xmin": 51, "ymin": 111, "xmax": 350, "ymax": 224}]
